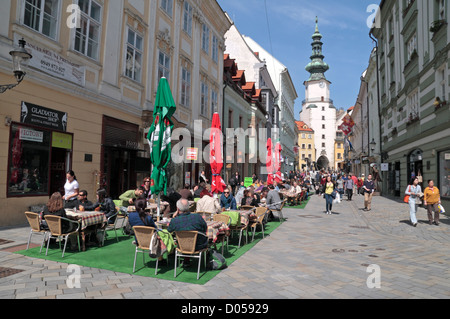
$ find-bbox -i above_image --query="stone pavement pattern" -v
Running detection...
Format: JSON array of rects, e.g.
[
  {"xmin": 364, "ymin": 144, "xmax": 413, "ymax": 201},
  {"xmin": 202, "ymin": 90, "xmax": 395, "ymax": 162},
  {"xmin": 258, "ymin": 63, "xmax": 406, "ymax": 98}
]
[{"xmin": 0, "ymin": 194, "xmax": 450, "ymax": 299}]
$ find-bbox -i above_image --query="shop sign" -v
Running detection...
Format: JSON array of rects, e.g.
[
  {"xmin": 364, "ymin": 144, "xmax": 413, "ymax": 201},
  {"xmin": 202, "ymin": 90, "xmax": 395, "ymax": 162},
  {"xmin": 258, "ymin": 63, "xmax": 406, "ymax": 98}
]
[
  {"xmin": 186, "ymin": 148, "xmax": 198, "ymax": 161},
  {"xmin": 381, "ymin": 163, "xmax": 389, "ymax": 171},
  {"xmin": 244, "ymin": 177, "xmax": 253, "ymax": 187},
  {"xmin": 52, "ymin": 132, "xmax": 73, "ymax": 150},
  {"xmin": 19, "ymin": 128, "xmax": 43, "ymax": 143},
  {"xmin": 16, "ymin": 35, "xmax": 85, "ymax": 87},
  {"xmin": 20, "ymin": 102, "xmax": 68, "ymax": 132},
  {"xmin": 445, "ymin": 153, "xmax": 450, "ymax": 160}
]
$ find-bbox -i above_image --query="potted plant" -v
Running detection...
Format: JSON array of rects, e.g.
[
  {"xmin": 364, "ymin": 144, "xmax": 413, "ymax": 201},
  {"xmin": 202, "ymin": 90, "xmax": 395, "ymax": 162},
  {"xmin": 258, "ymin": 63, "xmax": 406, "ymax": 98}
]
[{"xmin": 430, "ymin": 20, "xmax": 447, "ymax": 33}]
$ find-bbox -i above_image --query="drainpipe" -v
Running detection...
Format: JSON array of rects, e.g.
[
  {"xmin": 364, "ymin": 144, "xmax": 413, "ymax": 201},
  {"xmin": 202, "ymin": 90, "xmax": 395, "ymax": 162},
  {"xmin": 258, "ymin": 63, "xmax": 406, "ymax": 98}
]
[{"xmin": 370, "ymin": 28, "xmax": 383, "ymax": 194}]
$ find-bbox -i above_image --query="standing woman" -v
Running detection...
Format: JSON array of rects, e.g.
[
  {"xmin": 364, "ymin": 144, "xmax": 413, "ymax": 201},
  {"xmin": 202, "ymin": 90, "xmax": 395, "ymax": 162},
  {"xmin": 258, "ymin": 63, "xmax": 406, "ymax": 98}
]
[
  {"xmin": 322, "ymin": 175, "xmax": 335, "ymax": 215},
  {"xmin": 424, "ymin": 180, "xmax": 441, "ymax": 226},
  {"xmin": 405, "ymin": 177, "xmax": 422, "ymax": 227},
  {"xmin": 63, "ymin": 170, "xmax": 79, "ymax": 208}
]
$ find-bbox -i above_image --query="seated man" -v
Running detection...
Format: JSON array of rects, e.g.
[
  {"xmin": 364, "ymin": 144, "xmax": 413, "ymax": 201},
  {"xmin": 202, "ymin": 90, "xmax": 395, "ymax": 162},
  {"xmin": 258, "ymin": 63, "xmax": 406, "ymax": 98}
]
[
  {"xmin": 178, "ymin": 183, "xmax": 194, "ymax": 201},
  {"xmin": 220, "ymin": 188, "xmax": 237, "ymax": 211},
  {"xmin": 168, "ymin": 198, "xmax": 208, "ymax": 252},
  {"xmin": 74, "ymin": 190, "xmax": 93, "ymax": 211},
  {"xmin": 266, "ymin": 185, "xmax": 282, "ymax": 211},
  {"xmin": 118, "ymin": 186, "xmax": 145, "ymax": 213},
  {"xmin": 161, "ymin": 188, "xmax": 182, "ymax": 218}
]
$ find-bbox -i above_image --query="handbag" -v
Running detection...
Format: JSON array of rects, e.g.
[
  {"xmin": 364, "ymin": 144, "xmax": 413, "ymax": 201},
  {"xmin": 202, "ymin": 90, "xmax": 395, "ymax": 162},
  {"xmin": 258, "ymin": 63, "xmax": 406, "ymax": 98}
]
[
  {"xmin": 403, "ymin": 186, "xmax": 411, "ymax": 203},
  {"xmin": 417, "ymin": 170, "xmax": 423, "ymax": 183}
]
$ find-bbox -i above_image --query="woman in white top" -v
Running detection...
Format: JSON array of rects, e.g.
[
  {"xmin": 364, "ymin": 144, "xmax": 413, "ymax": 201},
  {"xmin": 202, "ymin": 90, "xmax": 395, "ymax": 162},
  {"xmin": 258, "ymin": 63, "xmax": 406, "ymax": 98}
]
[
  {"xmin": 405, "ymin": 177, "xmax": 422, "ymax": 227},
  {"xmin": 63, "ymin": 170, "xmax": 79, "ymax": 208}
]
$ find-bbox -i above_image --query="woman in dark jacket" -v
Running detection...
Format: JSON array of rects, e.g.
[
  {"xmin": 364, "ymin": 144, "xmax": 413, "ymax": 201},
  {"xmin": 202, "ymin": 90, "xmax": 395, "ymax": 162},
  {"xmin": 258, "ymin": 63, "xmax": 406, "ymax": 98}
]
[
  {"xmin": 128, "ymin": 198, "xmax": 157, "ymax": 243},
  {"xmin": 85, "ymin": 189, "xmax": 117, "ymax": 223},
  {"xmin": 42, "ymin": 192, "xmax": 75, "ymax": 233}
]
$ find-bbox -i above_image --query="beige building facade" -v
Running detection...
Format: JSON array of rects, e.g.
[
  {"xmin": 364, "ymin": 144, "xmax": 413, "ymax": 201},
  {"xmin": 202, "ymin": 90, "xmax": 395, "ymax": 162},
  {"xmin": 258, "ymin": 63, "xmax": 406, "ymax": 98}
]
[{"xmin": 0, "ymin": 0, "xmax": 230, "ymax": 226}]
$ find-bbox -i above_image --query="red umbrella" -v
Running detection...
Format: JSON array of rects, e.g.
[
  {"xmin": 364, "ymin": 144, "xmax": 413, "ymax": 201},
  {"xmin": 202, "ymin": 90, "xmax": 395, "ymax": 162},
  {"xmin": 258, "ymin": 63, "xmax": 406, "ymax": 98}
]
[
  {"xmin": 274, "ymin": 141, "xmax": 283, "ymax": 183},
  {"xmin": 266, "ymin": 138, "xmax": 273, "ymax": 185},
  {"xmin": 210, "ymin": 113, "xmax": 226, "ymax": 194}
]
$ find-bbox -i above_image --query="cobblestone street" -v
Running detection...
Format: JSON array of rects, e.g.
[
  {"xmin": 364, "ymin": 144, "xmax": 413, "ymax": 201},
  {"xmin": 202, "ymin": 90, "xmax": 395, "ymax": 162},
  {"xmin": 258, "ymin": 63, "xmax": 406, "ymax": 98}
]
[{"xmin": 1, "ymin": 193, "xmax": 449, "ymax": 299}]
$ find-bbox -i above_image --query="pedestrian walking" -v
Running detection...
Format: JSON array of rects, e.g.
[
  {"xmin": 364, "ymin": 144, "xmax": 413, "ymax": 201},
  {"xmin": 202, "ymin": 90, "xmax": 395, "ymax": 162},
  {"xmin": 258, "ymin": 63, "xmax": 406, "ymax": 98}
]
[
  {"xmin": 424, "ymin": 179, "xmax": 441, "ymax": 226},
  {"xmin": 363, "ymin": 174, "xmax": 375, "ymax": 211},
  {"xmin": 344, "ymin": 173, "xmax": 354, "ymax": 201},
  {"xmin": 405, "ymin": 177, "xmax": 422, "ymax": 227},
  {"xmin": 322, "ymin": 175, "xmax": 335, "ymax": 215}
]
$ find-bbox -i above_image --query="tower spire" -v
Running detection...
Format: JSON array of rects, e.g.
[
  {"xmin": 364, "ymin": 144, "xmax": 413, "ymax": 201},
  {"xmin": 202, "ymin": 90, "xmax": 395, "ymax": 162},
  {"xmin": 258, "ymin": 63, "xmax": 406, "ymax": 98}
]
[{"xmin": 305, "ymin": 16, "xmax": 329, "ymax": 81}]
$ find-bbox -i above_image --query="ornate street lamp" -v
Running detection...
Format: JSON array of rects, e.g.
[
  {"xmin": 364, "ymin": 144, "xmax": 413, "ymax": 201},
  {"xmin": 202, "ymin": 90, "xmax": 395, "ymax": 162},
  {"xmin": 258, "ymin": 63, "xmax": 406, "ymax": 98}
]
[
  {"xmin": 370, "ymin": 138, "xmax": 377, "ymax": 153},
  {"xmin": 0, "ymin": 38, "xmax": 33, "ymax": 94}
]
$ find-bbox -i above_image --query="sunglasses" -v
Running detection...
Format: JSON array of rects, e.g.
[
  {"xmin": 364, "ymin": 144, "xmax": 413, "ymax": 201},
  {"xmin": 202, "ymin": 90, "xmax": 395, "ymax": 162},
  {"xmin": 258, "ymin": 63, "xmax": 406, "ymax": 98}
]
[{"xmin": 224, "ymin": 192, "xmax": 230, "ymax": 194}]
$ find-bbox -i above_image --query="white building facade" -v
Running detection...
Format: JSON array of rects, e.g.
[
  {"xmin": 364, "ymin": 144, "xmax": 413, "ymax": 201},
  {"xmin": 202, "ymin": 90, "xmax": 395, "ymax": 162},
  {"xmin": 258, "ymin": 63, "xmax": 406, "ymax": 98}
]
[
  {"xmin": 242, "ymin": 35, "xmax": 298, "ymax": 174},
  {"xmin": 300, "ymin": 18, "xmax": 336, "ymax": 170}
]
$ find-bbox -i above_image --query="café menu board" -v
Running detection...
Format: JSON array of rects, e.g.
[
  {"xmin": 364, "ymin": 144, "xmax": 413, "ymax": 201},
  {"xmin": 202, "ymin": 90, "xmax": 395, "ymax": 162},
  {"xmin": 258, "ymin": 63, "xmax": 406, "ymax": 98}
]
[{"xmin": 20, "ymin": 101, "xmax": 68, "ymax": 132}]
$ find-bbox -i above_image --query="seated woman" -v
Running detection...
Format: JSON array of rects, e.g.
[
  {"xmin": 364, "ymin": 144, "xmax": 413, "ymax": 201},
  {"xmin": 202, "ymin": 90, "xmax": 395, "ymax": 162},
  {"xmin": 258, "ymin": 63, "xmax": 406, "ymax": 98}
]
[
  {"xmin": 240, "ymin": 189, "xmax": 258, "ymax": 207},
  {"xmin": 128, "ymin": 198, "xmax": 157, "ymax": 244},
  {"xmin": 84, "ymin": 189, "xmax": 117, "ymax": 223},
  {"xmin": 42, "ymin": 192, "xmax": 76, "ymax": 234}
]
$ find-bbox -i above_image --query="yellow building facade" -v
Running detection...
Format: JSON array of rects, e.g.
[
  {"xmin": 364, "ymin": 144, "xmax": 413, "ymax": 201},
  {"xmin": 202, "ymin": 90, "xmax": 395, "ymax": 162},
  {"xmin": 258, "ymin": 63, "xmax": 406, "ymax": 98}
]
[
  {"xmin": 296, "ymin": 121, "xmax": 315, "ymax": 171},
  {"xmin": 0, "ymin": 0, "xmax": 230, "ymax": 226}
]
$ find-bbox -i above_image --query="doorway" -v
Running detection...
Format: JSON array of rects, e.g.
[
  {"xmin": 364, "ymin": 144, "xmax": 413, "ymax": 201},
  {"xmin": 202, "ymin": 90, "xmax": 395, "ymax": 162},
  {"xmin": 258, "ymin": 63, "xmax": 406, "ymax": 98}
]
[
  {"xmin": 103, "ymin": 147, "xmax": 137, "ymax": 199},
  {"xmin": 50, "ymin": 148, "xmax": 68, "ymax": 195},
  {"xmin": 408, "ymin": 149, "xmax": 423, "ymax": 188}
]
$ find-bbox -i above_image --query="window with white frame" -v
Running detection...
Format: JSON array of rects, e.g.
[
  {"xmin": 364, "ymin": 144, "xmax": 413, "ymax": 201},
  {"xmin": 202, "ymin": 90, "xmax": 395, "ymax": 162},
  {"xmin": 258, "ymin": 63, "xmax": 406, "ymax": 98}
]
[
  {"xmin": 211, "ymin": 89, "xmax": 218, "ymax": 115},
  {"xmin": 180, "ymin": 67, "xmax": 191, "ymax": 108},
  {"xmin": 407, "ymin": 90, "xmax": 419, "ymax": 117},
  {"xmin": 74, "ymin": 0, "xmax": 101, "ymax": 60},
  {"xmin": 439, "ymin": 0, "xmax": 445, "ymax": 20},
  {"xmin": 212, "ymin": 35, "xmax": 219, "ymax": 63},
  {"xmin": 407, "ymin": 33, "xmax": 417, "ymax": 61},
  {"xmin": 438, "ymin": 68, "xmax": 446, "ymax": 101},
  {"xmin": 202, "ymin": 24, "xmax": 210, "ymax": 54},
  {"xmin": 125, "ymin": 28, "xmax": 143, "ymax": 82},
  {"xmin": 201, "ymin": 82, "xmax": 209, "ymax": 117},
  {"xmin": 23, "ymin": 0, "xmax": 60, "ymax": 40},
  {"xmin": 161, "ymin": 0, "xmax": 173, "ymax": 17},
  {"xmin": 158, "ymin": 51, "xmax": 170, "ymax": 80},
  {"xmin": 182, "ymin": 1, "xmax": 193, "ymax": 36}
]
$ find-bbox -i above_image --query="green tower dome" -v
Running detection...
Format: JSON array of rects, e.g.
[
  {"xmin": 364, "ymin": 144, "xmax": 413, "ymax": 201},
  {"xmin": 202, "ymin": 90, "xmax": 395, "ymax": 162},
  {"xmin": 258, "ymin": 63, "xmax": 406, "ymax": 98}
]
[{"xmin": 305, "ymin": 17, "xmax": 329, "ymax": 81}]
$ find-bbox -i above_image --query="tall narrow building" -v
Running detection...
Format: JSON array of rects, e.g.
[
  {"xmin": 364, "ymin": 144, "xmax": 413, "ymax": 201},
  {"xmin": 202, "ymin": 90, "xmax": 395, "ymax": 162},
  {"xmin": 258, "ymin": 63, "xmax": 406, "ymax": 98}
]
[{"xmin": 300, "ymin": 17, "xmax": 336, "ymax": 170}]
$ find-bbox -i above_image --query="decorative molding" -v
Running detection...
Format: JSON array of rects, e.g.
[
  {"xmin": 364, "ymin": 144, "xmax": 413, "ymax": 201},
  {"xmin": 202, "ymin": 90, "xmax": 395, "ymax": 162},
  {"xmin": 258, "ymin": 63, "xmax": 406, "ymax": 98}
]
[{"xmin": 157, "ymin": 29, "xmax": 174, "ymax": 56}]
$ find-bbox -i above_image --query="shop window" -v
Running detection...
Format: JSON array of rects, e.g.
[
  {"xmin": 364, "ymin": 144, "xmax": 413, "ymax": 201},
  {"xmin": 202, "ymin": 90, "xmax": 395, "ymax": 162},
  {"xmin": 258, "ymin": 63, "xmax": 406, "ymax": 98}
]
[
  {"xmin": 439, "ymin": 150, "xmax": 450, "ymax": 198},
  {"xmin": 8, "ymin": 124, "xmax": 51, "ymax": 197}
]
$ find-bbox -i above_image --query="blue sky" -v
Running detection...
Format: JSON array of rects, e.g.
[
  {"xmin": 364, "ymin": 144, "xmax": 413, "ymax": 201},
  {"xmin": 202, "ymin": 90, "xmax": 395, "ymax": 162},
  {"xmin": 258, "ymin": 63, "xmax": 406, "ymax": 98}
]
[{"xmin": 218, "ymin": 0, "xmax": 379, "ymax": 119}]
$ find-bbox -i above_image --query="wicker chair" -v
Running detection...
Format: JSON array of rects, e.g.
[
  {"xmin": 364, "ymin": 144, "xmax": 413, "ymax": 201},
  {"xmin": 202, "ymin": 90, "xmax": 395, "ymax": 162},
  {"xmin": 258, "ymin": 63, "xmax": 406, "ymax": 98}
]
[
  {"xmin": 24, "ymin": 212, "xmax": 48, "ymax": 253},
  {"xmin": 249, "ymin": 207, "xmax": 268, "ymax": 242},
  {"xmin": 97, "ymin": 211, "xmax": 120, "ymax": 246},
  {"xmin": 212, "ymin": 214, "xmax": 231, "ymax": 254},
  {"xmin": 194, "ymin": 211, "xmax": 213, "ymax": 221},
  {"xmin": 173, "ymin": 231, "xmax": 209, "ymax": 280},
  {"xmin": 269, "ymin": 199, "xmax": 287, "ymax": 223},
  {"xmin": 132, "ymin": 226, "xmax": 160, "ymax": 274},
  {"xmin": 44, "ymin": 215, "xmax": 80, "ymax": 258}
]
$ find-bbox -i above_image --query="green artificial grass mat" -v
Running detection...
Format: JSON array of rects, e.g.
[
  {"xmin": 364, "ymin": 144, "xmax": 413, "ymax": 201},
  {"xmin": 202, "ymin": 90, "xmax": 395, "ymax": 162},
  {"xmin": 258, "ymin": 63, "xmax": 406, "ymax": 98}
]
[
  {"xmin": 16, "ymin": 220, "xmax": 282, "ymax": 285},
  {"xmin": 284, "ymin": 195, "xmax": 311, "ymax": 210}
]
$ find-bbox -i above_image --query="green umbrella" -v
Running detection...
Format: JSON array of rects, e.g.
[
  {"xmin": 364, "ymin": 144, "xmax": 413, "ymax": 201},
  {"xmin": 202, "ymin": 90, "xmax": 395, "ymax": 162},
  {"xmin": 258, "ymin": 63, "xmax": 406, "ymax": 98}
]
[{"xmin": 147, "ymin": 77, "xmax": 176, "ymax": 203}]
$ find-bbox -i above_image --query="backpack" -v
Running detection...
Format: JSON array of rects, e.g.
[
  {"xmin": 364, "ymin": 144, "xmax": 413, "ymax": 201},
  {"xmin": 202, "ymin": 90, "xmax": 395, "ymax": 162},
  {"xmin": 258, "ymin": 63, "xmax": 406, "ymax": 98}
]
[
  {"xmin": 123, "ymin": 219, "xmax": 134, "ymax": 236},
  {"xmin": 206, "ymin": 249, "xmax": 227, "ymax": 270}
]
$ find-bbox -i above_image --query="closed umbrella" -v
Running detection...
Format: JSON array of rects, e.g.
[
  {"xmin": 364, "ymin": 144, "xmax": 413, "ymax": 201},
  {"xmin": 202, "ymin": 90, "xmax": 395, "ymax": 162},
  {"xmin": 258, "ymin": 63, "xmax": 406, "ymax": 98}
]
[
  {"xmin": 266, "ymin": 138, "xmax": 273, "ymax": 185},
  {"xmin": 274, "ymin": 141, "xmax": 283, "ymax": 184},
  {"xmin": 210, "ymin": 112, "xmax": 226, "ymax": 194},
  {"xmin": 147, "ymin": 77, "xmax": 176, "ymax": 220}
]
